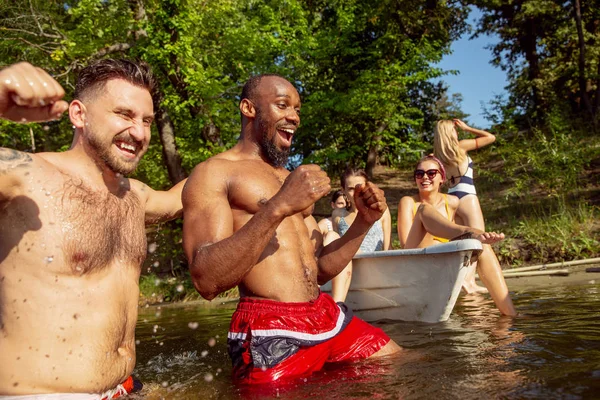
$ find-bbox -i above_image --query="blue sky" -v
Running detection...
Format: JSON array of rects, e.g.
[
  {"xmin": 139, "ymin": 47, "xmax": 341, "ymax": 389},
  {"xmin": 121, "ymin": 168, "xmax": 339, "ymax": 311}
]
[{"xmin": 435, "ymin": 8, "xmax": 508, "ymax": 129}]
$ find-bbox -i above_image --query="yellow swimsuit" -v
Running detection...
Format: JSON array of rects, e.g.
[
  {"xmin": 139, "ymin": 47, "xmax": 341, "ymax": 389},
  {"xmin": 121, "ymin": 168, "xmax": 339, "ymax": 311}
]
[{"xmin": 413, "ymin": 194, "xmax": 451, "ymax": 243}]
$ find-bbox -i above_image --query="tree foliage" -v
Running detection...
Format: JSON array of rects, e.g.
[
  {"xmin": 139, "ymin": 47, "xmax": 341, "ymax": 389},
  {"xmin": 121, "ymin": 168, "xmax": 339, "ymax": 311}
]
[
  {"xmin": 472, "ymin": 0, "xmax": 600, "ymax": 129},
  {"xmin": 0, "ymin": 0, "xmax": 468, "ymax": 186}
]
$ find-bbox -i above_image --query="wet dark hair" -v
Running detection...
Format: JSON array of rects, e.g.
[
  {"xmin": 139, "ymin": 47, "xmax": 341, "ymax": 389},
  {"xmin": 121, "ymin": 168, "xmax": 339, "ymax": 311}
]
[
  {"xmin": 340, "ymin": 168, "xmax": 369, "ymax": 189},
  {"xmin": 74, "ymin": 59, "xmax": 157, "ymax": 103},
  {"xmin": 240, "ymin": 73, "xmax": 288, "ymax": 104}
]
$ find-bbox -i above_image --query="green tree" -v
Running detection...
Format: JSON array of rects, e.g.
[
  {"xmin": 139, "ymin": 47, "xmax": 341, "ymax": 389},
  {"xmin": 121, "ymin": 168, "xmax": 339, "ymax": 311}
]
[
  {"xmin": 292, "ymin": 0, "xmax": 470, "ymax": 177},
  {"xmin": 472, "ymin": 0, "xmax": 600, "ymax": 129}
]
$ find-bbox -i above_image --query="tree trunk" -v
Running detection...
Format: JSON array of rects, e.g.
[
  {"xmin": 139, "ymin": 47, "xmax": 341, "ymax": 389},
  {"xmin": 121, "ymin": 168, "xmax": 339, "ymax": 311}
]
[
  {"xmin": 365, "ymin": 122, "xmax": 387, "ymax": 178},
  {"xmin": 573, "ymin": 0, "xmax": 595, "ymax": 125},
  {"xmin": 156, "ymin": 107, "xmax": 187, "ymax": 184},
  {"xmin": 520, "ymin": 17, "xmax": 545, "ymax": 118}
]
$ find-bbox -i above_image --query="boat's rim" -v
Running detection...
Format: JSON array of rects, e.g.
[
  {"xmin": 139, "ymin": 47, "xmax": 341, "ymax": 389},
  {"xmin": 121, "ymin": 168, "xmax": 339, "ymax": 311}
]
[{"xmin": 353, "ymin": 239, "xmax": 483, "ymax": 259}]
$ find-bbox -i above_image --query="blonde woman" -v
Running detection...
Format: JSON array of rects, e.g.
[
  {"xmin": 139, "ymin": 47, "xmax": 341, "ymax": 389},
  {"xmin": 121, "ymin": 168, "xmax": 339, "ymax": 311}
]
[
  {"xmin": 397, "ymin": 155, "xmax": 516, "ymax": 316},
  {"xmin": 434, "ymin": 119, "xmax": 512, "ymax": 294}
]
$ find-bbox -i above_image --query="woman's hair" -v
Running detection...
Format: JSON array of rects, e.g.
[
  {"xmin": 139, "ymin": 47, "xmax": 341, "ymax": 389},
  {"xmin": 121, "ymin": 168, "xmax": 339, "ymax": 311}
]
[
  {"xmin": 340, "ymin": 168, "xmax": 369, "ymax": 189},
  {"xmin": 433, "ymin": 120, "xmax": 466, "ymax": 167},
  {"xmin": 331, "ymin": 190, "xmax": 351, "ymax": 211},
  {"xmin": 331, "ymin": 190, "xmax": 345, "ymax": 203},
  {"xmin": 415, "ymin": 154, "xmax": 446, "ymax": 182}
]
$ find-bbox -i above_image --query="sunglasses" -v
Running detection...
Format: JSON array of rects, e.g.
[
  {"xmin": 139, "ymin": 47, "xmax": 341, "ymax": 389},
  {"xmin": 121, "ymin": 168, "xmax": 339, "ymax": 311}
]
[{"xmin": 414, "ymin": 169, "xmax": 439, "ymax": 180}]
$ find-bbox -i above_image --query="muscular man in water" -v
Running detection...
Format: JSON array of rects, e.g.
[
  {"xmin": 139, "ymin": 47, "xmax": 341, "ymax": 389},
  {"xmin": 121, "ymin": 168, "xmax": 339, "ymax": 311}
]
[
  {"xmin": 182, "ymin": 74, "xmax": 402, "ymax": 384},
  {"xmin": 0, "ymin": 60, "xmax": 185, "ymax": 398}
]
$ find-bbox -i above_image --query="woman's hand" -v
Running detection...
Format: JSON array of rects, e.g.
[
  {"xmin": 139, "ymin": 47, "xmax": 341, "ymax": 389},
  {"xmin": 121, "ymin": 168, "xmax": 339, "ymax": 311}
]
[{"xmin": 453, "ymin": 119, "xmax": 471, "ymax": 132}]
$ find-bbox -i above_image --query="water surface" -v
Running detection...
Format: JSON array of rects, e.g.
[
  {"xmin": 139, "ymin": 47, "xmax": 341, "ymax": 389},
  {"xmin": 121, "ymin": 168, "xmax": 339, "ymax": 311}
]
[{"xmin": 132, "ymin": 282, "xmax": 600, "ymax": 399}]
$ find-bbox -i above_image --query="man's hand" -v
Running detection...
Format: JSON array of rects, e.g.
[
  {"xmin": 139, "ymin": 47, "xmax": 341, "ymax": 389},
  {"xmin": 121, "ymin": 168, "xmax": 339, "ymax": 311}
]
[
  {"xmin": 353, "ymin": 182, "xmax": 387, "ymax": 224},
  {"xmin": 271, "ymin": 164, "xmax": 331, "ymax": 217},
  {"xmin": 0, "ymin": 62, "xmax": 68, "ymax": 123}
]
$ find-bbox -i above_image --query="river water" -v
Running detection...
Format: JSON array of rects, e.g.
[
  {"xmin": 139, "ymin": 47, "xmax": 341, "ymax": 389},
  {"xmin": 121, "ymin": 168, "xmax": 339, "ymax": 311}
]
[{"xmin": 131, "ymin": 281, "xmax": 600, "ymax": 399}]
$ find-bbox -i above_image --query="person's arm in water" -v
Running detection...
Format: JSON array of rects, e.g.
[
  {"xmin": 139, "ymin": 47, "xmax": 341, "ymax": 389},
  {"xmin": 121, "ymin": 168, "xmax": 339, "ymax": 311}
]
[
  {"xmin": 315, "ymin": 182, "xmax": 387, "ymax": 284},
  {"xmin": 454, "ymin": 119, "xmax": 496, "ymax": 152},
  {"xmin": 397, "ymin": 196, "xmax": 417, "ymax": 248},
  {"xmin": 182, "ymin": 162, "xmax": 330, "ymax": 300},
  {"xmin": 0, "ymin": 62, "xmax": 68, "ymax": 201},
  {"xmin": 132, "ymin": 178, "xmax": 188, "ymax": 225}
]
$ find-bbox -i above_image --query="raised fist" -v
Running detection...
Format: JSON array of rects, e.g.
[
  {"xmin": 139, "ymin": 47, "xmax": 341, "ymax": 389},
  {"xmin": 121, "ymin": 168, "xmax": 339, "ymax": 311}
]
[
  {"xmin": 0, "ymin": 62, "xmax": 68, "ymax": 123},
  {"xmin": 353, "ymin": 182, "xmax": 387, "ymax": 224},
  {"xmin": 272, "ymin": 164, "xmax": 331, "ymax": 217}
]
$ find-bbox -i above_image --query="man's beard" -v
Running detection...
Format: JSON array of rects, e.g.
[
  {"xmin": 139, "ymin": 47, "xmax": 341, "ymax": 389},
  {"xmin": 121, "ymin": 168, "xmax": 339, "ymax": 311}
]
[
  {"xmin": 257, "ymin": 110, "xmax": 290, "ymax": 168},
  {"xmin": 88, "ymin": 131, "xmax": 142, "ymax": 175}
]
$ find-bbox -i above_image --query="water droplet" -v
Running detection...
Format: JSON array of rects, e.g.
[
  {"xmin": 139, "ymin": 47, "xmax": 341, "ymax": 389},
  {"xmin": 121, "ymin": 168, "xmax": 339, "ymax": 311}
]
[
  {"xmin": 45, "ymin": 256, "xmax": 54, "ymax": 264},
  {"xmin": 176, "ymin": 284, "xmax": 184, "ymax": 293},
  {"xmin": 28, "ymin": 81, "xmax": 34, "ymax": 86},
  {"xmin": 188, "ymin": 322, "xmax": 199, "ymax": 330},
  {"xmin": 42, "ymin": 82, "xmax": 48, "ymax": 87},
  {"xmin": 152, "ymin": 261, "xmax": 160, "ymax": 268},
  {"xmin": 43, "ymin": 125, "xmax": 50, "ymax": 131},
  {"xmin": 207, "ymin": 338, "xmax": 216, "ymax": 347},
  {"xmin": 21, "ymin": 118, "xmax": 27, "ymax": 122},
  {"xmin": 201, "ymin": 350, "xmax": 208, "ymax": 357},
  {"xmin": 159, "ymin": 342, "xmax": 163, "ymax": 346},
  {"xmin": 260, "ymin": 366, "xmax": 267, "ymax": 372},
  {"xmin": 135, "ymin": 340, "xmax": 140, "ymax": 345},
  {"xmin": 4, "ymin": 79, "xmax": 11, "ymax": 84},
  {"xmin": 152, "ymin": 325, "xmax": 158, "ymax": 333},
  {"xmin": 204, "ymin": 373, "xmax": 213, "ymax": 382},
  {"xmin": 161, "ymin": 381, "xmax": 169, "ymax": 387},
  {"xmin": 154, "ymin": 279, "xmax": 161, "ymax": 286},
  {"xmin": 148, "ymin": 243, "xmax": 157, "ymax": 254}
]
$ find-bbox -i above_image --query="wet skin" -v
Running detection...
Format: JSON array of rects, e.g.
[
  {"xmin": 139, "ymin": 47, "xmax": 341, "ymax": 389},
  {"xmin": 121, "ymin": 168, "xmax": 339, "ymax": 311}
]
[
  {"xmin": 0, "ymin": 71, "xmax": 185, "ymax": 395},
  {"xmin": 183, "ymin": 76, "xmax": 401, "ymax": 356}
]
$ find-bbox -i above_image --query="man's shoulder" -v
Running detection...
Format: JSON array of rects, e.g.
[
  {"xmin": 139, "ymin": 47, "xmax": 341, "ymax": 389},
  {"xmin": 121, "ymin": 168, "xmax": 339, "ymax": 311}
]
[{"xmin": 0, "ymin": 147, "xmax": 35, "ymax": 168}]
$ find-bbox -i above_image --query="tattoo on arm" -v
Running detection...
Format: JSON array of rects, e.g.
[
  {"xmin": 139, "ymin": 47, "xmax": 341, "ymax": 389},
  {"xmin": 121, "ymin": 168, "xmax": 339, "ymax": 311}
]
[{"xmin": 0, "ymin": 148, "xmax": 33, "ymax": 174}]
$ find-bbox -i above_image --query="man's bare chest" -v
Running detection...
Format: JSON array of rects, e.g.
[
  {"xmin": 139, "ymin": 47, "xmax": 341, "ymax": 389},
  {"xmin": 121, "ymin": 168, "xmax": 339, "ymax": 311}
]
[{"xmin": 1, "ymin": 175, "xmax": 147, "ymax": 275}]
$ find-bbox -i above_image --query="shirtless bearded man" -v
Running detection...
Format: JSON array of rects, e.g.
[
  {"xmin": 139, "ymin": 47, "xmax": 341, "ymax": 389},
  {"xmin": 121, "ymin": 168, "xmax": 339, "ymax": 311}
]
[
  {"xmin": 0, "ymin": 60, "xmax": 185, "ymax": 398},
  {"xmin": 182, "ymin": 74, "xmax": 402, "ymax": 384}
]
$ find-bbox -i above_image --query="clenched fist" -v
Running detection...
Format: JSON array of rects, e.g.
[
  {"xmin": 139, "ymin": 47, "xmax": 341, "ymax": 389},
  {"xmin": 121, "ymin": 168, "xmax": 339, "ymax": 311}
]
[
  {"xmin": 0, "ymin": 62, "xmax": 68, "ymax": 123},
  {"xmin": 353, "ymin": 182, "xmax": 387, "ymax": 224},
  {"xmin": 271, "ymin": 164, "xmax": 331, "ymax": 217}
]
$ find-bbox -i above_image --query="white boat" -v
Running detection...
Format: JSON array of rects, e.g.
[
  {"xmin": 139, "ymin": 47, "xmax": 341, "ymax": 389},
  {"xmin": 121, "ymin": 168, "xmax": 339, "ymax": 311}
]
[{"xmin": 320, "ymin": 239, "xmax": 483, "ymax": 323}]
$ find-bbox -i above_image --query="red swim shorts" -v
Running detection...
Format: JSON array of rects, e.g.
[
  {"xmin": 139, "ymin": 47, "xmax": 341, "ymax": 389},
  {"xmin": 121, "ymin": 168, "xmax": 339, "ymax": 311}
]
[{"xmin": 227, "ymin": 292, "xmax": 390, "ymax": 384}]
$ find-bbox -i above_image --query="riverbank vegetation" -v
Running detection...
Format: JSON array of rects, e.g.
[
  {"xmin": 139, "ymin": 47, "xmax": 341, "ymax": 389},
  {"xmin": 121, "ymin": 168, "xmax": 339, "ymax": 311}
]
[{"xmin": 1, "ymin": 1, "xmax": 598, "ymax": 304}]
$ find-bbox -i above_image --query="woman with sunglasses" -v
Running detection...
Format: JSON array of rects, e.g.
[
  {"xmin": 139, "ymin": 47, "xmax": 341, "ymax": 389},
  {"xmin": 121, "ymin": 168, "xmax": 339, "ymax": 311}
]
[
  {"xmin": 328, "ymin": 168, "xmax": 392, "ymax": 302},
  {"xmin": 434, "ymin": 119, "xmax": 497, "ymax": 294},
  {"xmin": 398, "ymin": 155, "xmax": 516, "ymax": 316}
]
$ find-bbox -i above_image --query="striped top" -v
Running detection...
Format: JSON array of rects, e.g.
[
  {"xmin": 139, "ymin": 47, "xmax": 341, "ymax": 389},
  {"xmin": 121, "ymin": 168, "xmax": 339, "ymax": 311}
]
[{"xmin": 448, "ymin": 156, "xmax": 477, "ymax": 199}]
